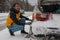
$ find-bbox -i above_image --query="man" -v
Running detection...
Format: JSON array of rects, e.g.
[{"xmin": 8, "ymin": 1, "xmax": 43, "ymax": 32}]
[{"xmin": 6, "ymin": 3, "xmax": 32, "ymax": 36}]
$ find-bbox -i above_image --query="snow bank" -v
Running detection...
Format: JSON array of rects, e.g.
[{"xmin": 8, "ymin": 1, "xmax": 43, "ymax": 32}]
[
  {"xmin": 23, "ymin": 11, "xmax": 33, "ymax": 17},
  {"xmin": 0, "ymin": 13, "xmax": 8, "ymax": 27}
]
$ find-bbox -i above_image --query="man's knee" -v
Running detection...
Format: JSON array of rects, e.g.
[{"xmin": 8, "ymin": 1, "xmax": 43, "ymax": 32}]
[
  {"xmin": 19, "ymin": 18, "xmax": 25, "ymax": 22},
  {"xmin": 19, "ymin": 18, "xmax": 25, "ymax": 25},
  {"xmin": 8, "ymin": 24, "xmax": 24, "ymax": 32}
]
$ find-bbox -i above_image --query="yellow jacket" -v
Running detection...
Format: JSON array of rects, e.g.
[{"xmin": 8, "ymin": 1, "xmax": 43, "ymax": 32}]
[{"xmin": 6, "ymin": 13, "xmax": 20, "ymax": 27}]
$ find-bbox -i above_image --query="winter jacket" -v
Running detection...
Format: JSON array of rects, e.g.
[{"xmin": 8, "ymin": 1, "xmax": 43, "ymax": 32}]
[{"xmin": 6, "ymin": 8, "xmax": 30, "ymax": 27}]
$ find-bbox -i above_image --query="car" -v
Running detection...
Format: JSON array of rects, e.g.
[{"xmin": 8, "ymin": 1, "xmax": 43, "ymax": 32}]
[{"xmin": 38, "ymin": 1, "xmax": 60, "ymax": 13}]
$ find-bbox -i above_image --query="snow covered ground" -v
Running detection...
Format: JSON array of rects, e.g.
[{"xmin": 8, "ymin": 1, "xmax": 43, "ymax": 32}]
[
  {"xmin": 0, "ymin": 12, "xmax": 60, "ymax": 40},
  {"xmin": 0, "ymin": 28, "xmax": 30, "ymax": 40}
]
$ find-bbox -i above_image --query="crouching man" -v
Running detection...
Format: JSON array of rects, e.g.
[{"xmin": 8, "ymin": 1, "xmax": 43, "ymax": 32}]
[{"xmin": 6, "ymin": 3, "xmax": 32, "ymax": 36}]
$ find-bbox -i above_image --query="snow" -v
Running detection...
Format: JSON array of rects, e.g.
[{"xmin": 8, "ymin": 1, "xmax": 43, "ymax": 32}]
[
  {"xmin": 0, "ymin": 13, "xmax": 8, "ymax": 27},
  {"xmin": 0, "ymin": 28, "xmax": 30, "ymax": 40},
  {"xmin": 23, "ymin": 12, "xmax": 33, "ymax": 17},
  {"xmin": 0, "ymin": 12, "xmax": 60, "ymax": 40}
]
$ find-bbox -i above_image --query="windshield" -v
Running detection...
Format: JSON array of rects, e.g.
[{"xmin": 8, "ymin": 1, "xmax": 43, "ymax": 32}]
[{"xmin": 38, "ymin": 0, "xmax": 60, "ymax": 13}]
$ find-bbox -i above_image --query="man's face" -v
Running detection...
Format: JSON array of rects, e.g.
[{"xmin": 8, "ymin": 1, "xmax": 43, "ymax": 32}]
[{"xmin": 14, "ymin": 4, "xmax": 20, "ymax": 11}]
